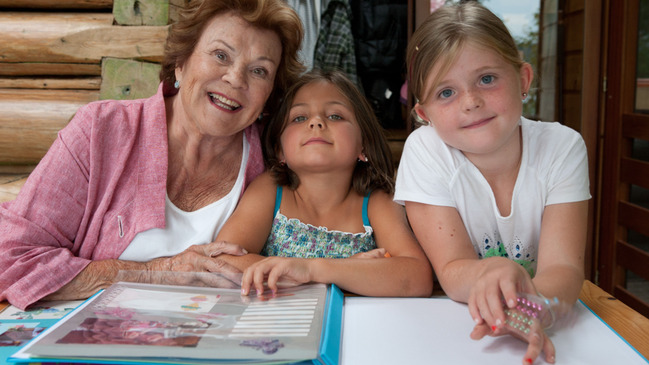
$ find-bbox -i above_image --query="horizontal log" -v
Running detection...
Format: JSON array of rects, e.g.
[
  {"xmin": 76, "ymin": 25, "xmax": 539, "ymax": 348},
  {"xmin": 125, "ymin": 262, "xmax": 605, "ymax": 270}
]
[
  {"xmin": 0, "ymin": 0, "xmax": 112, "ymax": 9},
  {"xmin": 114, "ymin": 0, "xmax": 169, "ymax": 25},
  {"xmin": 100, "ymin": 58, "xmax": 161, "ymax": 99},
  {"xmin": 0, "ymin": 77, "xmax": 101, "ymax": 89},
  {"xmin": 0, "ymin": 62, "xmax": 101, "ymax": 76},
  {"xmin": 0, "ymin": 12, "xmax": 169, "ymax": 64},
  {"xmin": 0, "ymin": 89, "xmax": 99, "ymax": 164},
  {"xmin": 0, "ymin": 173, "xmax": 29, "ymax": 204}
]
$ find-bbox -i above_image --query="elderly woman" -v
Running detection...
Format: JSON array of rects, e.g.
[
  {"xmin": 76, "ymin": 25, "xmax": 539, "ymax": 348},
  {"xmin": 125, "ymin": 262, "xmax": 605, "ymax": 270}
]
[{"xmin": 0, "ymin": 0, "xmax": 304, "ymax": 310}]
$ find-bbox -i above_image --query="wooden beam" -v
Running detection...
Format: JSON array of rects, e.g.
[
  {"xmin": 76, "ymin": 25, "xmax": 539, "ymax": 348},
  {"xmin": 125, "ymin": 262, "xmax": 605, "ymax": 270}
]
[
  {"xmin": 0, "ymin": 12, "xmax": 169, "ymax": 64},
  {"xmin": 0, "ymin": 77, "xmax": 101, "ymax": 90},
  {"xmin": 0, "ymin": 62, "xmax": 101, "ymax": 76},
  {"xmin": 113, "ymin": 0, "xmax": 169, "ymax": 25},
  {"xmin": 0, "ymin": 89, "xmax": 99, "ymax": 164},
  {"xmin": 99, "ymin": 57, "xmax": 161, "ymax": 99},
  {"xmin": 0, "ymin": 0, "xmax": 112, "ymax": 9}
]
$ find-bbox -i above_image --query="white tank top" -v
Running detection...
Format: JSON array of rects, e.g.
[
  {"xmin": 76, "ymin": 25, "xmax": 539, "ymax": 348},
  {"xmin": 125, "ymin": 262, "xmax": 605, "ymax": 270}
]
[{"xmin": 119, "ymin": 135, "xmax": 249, "ymax": 262}]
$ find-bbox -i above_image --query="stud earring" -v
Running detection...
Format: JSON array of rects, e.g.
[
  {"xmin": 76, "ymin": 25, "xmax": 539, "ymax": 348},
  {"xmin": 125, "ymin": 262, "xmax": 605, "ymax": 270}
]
[
  {"xmin": 174, "ymin": 80, "xmax": 180, "ymax": 89},
  {"xmin": 522, "ymin": 92, "xmax": 528, "ymax": 99}
]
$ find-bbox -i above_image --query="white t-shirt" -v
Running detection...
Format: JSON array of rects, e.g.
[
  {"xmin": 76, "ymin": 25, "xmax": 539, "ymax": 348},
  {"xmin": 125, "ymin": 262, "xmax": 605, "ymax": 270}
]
[
  {"xmin": 394, "ymin": 117, "xmax": 591, "ymax": 276},
  {"xmin": 119, "ymin": 135, "xmax": 249, "ymax": 262}
]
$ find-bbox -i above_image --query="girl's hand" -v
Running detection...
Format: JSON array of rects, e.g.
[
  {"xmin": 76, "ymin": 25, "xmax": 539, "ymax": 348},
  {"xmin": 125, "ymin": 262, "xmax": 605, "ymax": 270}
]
[
  {"xmin": 350, "ymin": 248, "xmax": 388, "ymax": 259},
  {"xmin": 470, "ymin": 320, "xmax": 556, "ymax": 364},
  {"xmin": 240, "ymin": 257, "xmax": 311, "ymax": 296},
  {"xmin": 467, "ymin": 257, "xmax": 536, "ymax": 329}
]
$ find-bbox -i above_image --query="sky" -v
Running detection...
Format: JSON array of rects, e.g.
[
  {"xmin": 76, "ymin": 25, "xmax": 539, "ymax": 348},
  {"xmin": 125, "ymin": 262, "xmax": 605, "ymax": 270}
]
[{"xmin": 480, "ymin": 0, "xmax": 540, "ymax": 39}]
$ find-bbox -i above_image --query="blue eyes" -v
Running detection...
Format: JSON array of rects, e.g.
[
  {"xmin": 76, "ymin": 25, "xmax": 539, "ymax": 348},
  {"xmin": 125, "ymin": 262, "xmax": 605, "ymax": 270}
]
[
  {"xmin": 481, "ymin": 75, "xmax": 494, "ymax": 84},
  {"xmin": 439, "ymin": 89, "xmax": 454, "ymax": 99},
  {"xmin": 437, "ymin": 74, "xmax": 496, "ymax": 100}
]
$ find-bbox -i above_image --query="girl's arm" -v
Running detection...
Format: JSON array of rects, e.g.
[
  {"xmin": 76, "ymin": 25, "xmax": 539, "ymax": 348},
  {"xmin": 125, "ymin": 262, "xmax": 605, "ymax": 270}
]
[
  {"xmin": 533, "ymin": 200, "xmax": 588, "ymax": 304},
  {"xmin": 242, "ymin": 191, "xmax": 434, "ymax": 297},
  {"xmin": 404, "ymin": 201, "xmax": 535, "ymax": 325},
  {"xmin": 212, "ymin": 172, "xmax": 278, "ymax": 271}
]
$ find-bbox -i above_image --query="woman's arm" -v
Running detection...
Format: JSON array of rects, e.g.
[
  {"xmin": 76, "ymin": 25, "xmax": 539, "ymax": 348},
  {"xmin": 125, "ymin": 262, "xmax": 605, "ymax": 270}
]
[
  {"xmin": 43, "ymin": 241, "xmax": 250, "ymax": 301},
  {"xmin": 242, "ymin": 192, "xmax": 434, "ymax": 297}
]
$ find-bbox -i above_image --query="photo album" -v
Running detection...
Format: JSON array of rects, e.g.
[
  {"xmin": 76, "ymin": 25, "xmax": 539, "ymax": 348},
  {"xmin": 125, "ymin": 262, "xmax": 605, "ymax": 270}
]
[{"xmin": 9, "ymin": 281, "xmax": 343, "ymax": 365}]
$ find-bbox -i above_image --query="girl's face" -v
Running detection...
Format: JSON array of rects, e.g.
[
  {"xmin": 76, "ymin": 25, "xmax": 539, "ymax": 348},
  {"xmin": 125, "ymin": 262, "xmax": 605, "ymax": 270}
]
[
  {"xmin": 173, "ymin": 12, "xmax": 281, "ymax": 138},
  {"xmin": 280, "ymin": 80, "xmax": 364, "ymax": 173},
  {"xmin": 414, "ymin": 42, "xmax": 532, "ymax": 160}
]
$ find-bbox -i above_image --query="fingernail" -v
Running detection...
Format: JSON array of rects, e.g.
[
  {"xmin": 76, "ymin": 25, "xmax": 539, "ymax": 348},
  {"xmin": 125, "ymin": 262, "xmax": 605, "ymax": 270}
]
[
  {"xmin": 548, "ymin": 355, "xmax": 555, "ymax": 363},
  {"xmin": 525, "ymin": 358, "xmax": 533, "ymax": 364},
  {"xmin": 256, "ymin": 289, "xmax": 263, "ymax": 296},
  {"xmin": 241, "ymin": 288, "xmax": 247, "ymax": 295},
  {"xmin": 508, "ymin": 299, "xmax": 516, "ymax": 307},
  {"xmin": 242, "ymin": 248, "xmax": 248, "ymax": 254},
  {"xmin": 474, "ymin": 317, "xmax": 481, "ymax": 324},
  {"xmin": 491, "ymin": 325, "xmax": 497, "ymax": 332}
]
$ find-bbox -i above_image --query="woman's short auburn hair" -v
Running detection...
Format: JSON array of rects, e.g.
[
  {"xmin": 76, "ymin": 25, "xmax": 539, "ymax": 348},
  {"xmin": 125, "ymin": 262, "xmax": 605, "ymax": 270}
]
[{"xmin": 160, "ymin": 0, "xmax": 304, "ymax": 114}]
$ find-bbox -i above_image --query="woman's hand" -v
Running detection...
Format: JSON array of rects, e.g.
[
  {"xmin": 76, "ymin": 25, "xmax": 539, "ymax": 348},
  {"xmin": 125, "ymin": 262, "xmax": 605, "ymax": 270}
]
[
  {"xmin": 140, "ymin": 241, "xmax": 249, "ymax": 288},
  {"xmin": 240, "ymin": 257, "xmax": 312, "ymax": 296},
  {"xmin": 470, "ymin": 319, "xmax": 556, "ymax": 364}
]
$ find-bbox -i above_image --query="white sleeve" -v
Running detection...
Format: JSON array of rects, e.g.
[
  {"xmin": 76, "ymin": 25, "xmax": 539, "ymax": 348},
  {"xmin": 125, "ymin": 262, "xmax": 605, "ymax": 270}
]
[
  {"xmin": 394, "ymin": 126, "xmax": 457, "ymax": 207},
  {"xmin": 546, "ymin": 126, "xmax": 592, "ymax": 205}
]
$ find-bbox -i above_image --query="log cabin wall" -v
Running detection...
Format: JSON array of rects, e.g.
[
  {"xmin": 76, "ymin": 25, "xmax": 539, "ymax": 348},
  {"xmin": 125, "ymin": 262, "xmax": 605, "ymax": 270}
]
[{"xmin": 0, "ymin": 0, "xmax": 178, "ymax": 201}]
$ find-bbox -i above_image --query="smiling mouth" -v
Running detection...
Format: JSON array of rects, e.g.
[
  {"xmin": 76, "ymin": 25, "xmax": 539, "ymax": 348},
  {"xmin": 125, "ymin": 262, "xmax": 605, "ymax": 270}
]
[
  {"xmin": 304, "ymin": 137, "xmax": 331, "ymax": 145},
  {"xmin": 208, "ymin": 93, "xmax": 241, "ymax": 111},
  {"xmin": 464, "ymin": 117, "xmax": 493, "ymax": 128}
]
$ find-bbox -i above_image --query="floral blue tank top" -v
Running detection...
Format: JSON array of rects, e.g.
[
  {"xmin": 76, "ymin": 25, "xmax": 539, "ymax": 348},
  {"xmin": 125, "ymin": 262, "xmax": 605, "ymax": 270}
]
[{"xmin": 261, "ymin": 186, "xmax": 376, "ymax": 258}]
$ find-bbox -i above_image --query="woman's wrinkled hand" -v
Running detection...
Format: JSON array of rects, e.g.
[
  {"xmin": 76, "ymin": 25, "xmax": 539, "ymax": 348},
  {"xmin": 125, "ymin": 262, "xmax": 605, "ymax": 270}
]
[
  {"xmin": 137, "ymin": 241, "xmax": 248, "ymax": 288},
  {"xmin": 240, "ymin": 257, "xmax": 311, "ymax": 297}
]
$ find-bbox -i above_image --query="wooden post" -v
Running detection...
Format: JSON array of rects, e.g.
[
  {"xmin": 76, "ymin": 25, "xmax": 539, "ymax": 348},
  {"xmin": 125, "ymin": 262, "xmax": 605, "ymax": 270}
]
[
  {"xmin": 99, "ymin": 57, "xmax": 161, "ymax": 99},
  {"xmin": 113, "ymin": 0, "xmax": 169, "ymax": 25}
]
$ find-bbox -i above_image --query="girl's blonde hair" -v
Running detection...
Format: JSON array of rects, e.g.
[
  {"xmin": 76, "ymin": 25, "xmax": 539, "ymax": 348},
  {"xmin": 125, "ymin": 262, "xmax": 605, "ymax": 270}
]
[
  {"xmin": 407, "ymin": 2, "xmax": 523, "ymax": 108},
  {"xmin": 263, "ymin": 70, "xmax": 395, "ymax": 195}
]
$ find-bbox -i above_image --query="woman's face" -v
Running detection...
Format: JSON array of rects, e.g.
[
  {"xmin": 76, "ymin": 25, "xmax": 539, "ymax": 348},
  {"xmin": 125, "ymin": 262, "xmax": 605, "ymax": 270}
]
[{"xmin": 174, "ymin": 12, "xmax": 282, "ymax": 138}]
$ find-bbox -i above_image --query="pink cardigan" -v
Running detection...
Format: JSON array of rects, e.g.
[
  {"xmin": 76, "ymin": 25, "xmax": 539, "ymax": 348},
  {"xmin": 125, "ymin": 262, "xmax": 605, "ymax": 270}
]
[{"xmin": 0, "ymin": 83, "xmax": 265, "ymax": 309}]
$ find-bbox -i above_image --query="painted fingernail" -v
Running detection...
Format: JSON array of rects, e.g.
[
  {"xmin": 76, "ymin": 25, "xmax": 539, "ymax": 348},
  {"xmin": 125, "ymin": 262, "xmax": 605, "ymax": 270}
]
[
  {"xmin": 256, "ymin": 289, "xmax": 263, "ymax": 296},
  {"xmin": 241, "ymin": 288, "xmax": 247, "ymax": 295},
  {"xmin": 525, "ymin": 358, "xmax": 533, "ymax": 364},
  {"xmin": 491, "ymin": 325, "xmax": 497, "ymax": 332}
]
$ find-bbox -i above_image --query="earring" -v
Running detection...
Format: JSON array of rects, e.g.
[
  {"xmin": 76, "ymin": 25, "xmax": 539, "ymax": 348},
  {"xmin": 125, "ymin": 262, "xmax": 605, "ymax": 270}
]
[
  {"xmin": 174, "ymin": 80, "xmax": 180, "ymax": 89},
  {"xmin": 522, "ymin": 92, "xmax": 528, "ymax": 99},
  {"xmin": 357, "ymin": 155, "xmax": 368, "ymax": 163}
]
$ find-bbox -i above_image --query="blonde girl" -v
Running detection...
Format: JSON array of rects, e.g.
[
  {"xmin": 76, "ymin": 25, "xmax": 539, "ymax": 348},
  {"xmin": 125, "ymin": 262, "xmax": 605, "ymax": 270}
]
[{"xmin": 395, "ymin": 2, "xmax": 590, "ymax": 364}]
